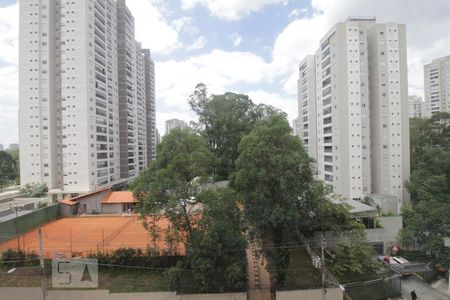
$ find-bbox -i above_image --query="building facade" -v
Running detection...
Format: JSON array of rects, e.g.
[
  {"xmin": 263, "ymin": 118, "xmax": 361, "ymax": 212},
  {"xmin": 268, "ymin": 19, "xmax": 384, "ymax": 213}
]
[
  {"xmin": 408, "ymin": 95, "xmax": 428, "ymax": 118},
  {"xmin": 424, "ymin": 55, "xmax": 450, "ymax": 115},
  {"xmin": 143, "ymin": 49, "xmax": 157, "ymax": 162},
  {"xmin": 19, "ymin": 0, "xmax": 155, "ymax": 194},
  {"xmin": 165, "ymin": 119, "xmax": 187, "ymax": 135},
  {"xmin": 299, "ymin": 17, "xmax": 410, "ymax": 204},
  {"xmin": 297, "ymin": 55, "xmax": 317, "ymax": 162}
]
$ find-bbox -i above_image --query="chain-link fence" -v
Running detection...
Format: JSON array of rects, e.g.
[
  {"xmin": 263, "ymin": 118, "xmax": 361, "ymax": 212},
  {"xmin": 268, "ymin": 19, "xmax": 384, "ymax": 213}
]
[
  {"xmin": 0, "ymin": 204, "xmax": 59, "ymax": 243},
  {"xmin": 343, "ymin": 275, "xmax": 402, "ymax": 300}
]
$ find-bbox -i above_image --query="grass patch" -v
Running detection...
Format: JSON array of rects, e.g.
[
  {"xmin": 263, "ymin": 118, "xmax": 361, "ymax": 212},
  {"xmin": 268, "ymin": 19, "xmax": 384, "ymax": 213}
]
[
  {"xmin": 0, "ymin": 265, "xmax": 169, "ymax": 293},
  {"xmin": 281, "ymin": 249, "xmax": 322, "ymax": 290},
  {"xmin": 98, "ymin": 267, "xmax": 168, "ymax": 293}
]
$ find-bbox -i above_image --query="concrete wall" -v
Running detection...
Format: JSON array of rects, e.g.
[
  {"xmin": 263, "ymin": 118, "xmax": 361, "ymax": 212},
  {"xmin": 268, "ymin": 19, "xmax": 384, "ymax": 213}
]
[
  {"xmin": 313, "ymin": 216, "xmax": 402, "ymax": 254},
  {"xmin": 365, "ymin": 216, "xmax": 402, "ymax": 253},
  {"xmin": 102, "ymin": 203, "xmax": 124, "ymax": 214},
  {"xmin": 277, "ymin": 288, "xmax": 343, "ymax": 300},
  {"xmin": 0, "ymin": 288, "xmax": 246, "ymax": 300},
  {"xmin": 0, "ymin": 288, "xmax": 345, "ymax": 300}
]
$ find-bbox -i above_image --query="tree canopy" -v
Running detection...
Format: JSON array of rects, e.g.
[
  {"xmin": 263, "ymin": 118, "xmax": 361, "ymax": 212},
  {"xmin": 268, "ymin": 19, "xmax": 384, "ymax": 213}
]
[
  {"xmin": 402, "ymin": 112, "xmax": 450, "ymax": 264},
  {"xmin": 0, "ymin": 150, "xmax": 17, "ymax": 188},
  {"xmin": 188, "ymin": 83, "xmax": 284, "ymax": 180},
  {"xmin": 231, "ymin": 114, "xmax": 350, "ymax": 284},
  {"xmin": 131, "ymin": 128, "xmax": 214, "ymax": 244},
  {"xmin": 167, "ymin": 188, "xmax": 247, "ymax": 293}
]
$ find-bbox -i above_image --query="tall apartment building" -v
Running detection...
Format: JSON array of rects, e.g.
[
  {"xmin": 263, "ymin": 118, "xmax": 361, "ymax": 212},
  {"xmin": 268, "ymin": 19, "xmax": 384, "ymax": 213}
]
[
  {"xmin": 299, "ymin": 17, "xmax": 410, "ymax": 204},
  {"xmin": 143, "ymin": 49, "xmax": 157, "ymax": 162},
  {"xmin": 19, "ymin": 0, "xmax": 155, "ymax": 194},
  {"xmin": 408, "ymin": 96, "xmax": 428, "ymax": 118},
  {"xmin": 165, "ymin": 119, "xmax": 187, "ymax": 135},
  {"xmin": 424, "ymin": 55, "xmax": 450, "ymax": 115},
  {"xmin": 297, "ymin": 55, "xmax": 317, "ymax": 162}
]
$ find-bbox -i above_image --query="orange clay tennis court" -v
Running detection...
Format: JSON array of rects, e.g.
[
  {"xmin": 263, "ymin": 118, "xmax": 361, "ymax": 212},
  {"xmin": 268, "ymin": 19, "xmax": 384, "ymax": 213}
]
[{"xmin": 0, "ymin": 215, "xmax": 185, "ymax": 258}]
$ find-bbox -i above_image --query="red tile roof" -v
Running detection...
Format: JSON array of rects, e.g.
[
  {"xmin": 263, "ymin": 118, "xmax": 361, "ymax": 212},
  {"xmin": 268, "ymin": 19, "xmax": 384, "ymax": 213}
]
[
  {"xmin": 101, "ymin": 191, "xmax": 136, "ymax": 204},
  {"xmin": 59, "ymin": 198, "xmax": 77, "ymax": 206}
]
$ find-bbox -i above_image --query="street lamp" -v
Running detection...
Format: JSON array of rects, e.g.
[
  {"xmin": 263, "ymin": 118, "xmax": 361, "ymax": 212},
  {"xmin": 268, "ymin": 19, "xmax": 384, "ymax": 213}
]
[{"xmin": 9, "ymin": 203, "xmax": 22, "ymax": 250}]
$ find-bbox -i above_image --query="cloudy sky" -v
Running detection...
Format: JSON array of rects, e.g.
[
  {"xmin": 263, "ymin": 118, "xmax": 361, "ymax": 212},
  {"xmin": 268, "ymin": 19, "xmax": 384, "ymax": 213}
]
[{"xmin": 1, "ymin": 0, "xmax": 450, "ymax": 146}]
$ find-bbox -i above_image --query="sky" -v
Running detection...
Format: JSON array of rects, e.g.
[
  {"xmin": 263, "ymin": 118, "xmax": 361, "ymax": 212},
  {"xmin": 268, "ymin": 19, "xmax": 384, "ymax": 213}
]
[{"xmin": 1, "ymin": 0, "xmax": 450, "ymax": 146}]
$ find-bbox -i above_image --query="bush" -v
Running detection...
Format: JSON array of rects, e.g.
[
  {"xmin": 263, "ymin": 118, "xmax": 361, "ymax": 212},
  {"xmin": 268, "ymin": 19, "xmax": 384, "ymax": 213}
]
[
  {"xmin": 36, "ymin": 201, "xmax": 48, "ymax": 209},
  {"xmin": 87, "ymin": 247, "xmax": 183, "ymax": 269},
  {"xmin": 20, "ymin": 183, "xmax": 48, "ymax": 198},
  {"xmin": 1, "ymin": 249, "xmax": 39, "ymax": 269}
]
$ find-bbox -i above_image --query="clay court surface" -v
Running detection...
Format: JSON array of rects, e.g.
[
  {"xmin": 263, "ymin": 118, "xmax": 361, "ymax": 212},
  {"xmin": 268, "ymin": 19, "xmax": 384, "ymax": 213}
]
[{"xmin": 0, "ymin": 215, "xmax": 184, "ymax": 258}]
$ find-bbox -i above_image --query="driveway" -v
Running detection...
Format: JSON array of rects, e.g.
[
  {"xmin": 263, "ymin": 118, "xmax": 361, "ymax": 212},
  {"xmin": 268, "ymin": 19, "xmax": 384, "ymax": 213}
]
[{"xmin": 401, "ymin": 275, "xmax": 449, "ymax": 300}]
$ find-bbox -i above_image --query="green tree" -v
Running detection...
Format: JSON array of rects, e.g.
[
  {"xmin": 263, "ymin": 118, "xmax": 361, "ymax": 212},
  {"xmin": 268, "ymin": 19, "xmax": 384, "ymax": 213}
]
[
  {"xmin": 130, "ymin": 128, "xmax": 214, "ymax": 245},
  {"xmin": 403, "ymin": 112, "xmax": 450, "ymax": 264},
  {"xmin": 401, "ymin": 200, "xmax": 450, "ymax": 265},
  {"xmin": 231, "ymin": 114, "xmax": 334, "ymax": 285},
  {"xmin": 167, "ymin": 188, "xmax": 247, "ymax": 293},
  {"xmin": 188, "ymin": 83, "xmax": 282, "ymax": 180},
  {"xmin": 329, "ymin": 226, "xmax": 381, "ymax": 280},
  {"xmin": 0, "ymin": 150, "xmax": 17, "ymax": 188},
  {"xmin": 6, "ymin": 148, "xmax": 20, "ymax": 184},
  {"xmin": 20, "ymin": 183, "xmax": 48, "ymax": 197}
]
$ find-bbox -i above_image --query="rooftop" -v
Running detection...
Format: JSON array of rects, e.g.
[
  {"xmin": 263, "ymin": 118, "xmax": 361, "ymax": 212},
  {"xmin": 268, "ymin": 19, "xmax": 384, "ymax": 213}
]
[{"xmin": 101, "ymin": 191, "xmax": 136, "ymax": 204}]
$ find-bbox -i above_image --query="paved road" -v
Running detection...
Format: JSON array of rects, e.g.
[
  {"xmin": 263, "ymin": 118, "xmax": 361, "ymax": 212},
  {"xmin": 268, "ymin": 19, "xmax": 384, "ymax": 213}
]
[{"xmin": 402, "ymin": 275, "xmax": 449, "ymax": 300}]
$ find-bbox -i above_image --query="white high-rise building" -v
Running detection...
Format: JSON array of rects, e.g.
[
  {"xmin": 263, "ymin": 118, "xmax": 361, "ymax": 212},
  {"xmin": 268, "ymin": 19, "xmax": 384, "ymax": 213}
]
[
  {"xmin": 292, "ymin": 117, "xmax": 300, "ymax": 136},
  {"xmin": 299, "ymin": 17, "xmax": 410, "ymax": 204},
  {"xmin": 165, "ymin": 119, "xmax": 187, "ymax": 135},
  {"xmin": 424, "ymin": 55, "xmax": 450, "ymax": 115},
  {"xmin": 408, "ymin": 96, "xmax": 428, "ymax": 118},
  {"xmin": 19, "ymin": 0, "xmax": 154, "ymax": 194},
  {"xmin": 297, "ymin": 55, "xmax": 317, "ymax": 162},
  {"xmin": 142, "ymin": 49, "xmax": 157, "ymax": 162}
]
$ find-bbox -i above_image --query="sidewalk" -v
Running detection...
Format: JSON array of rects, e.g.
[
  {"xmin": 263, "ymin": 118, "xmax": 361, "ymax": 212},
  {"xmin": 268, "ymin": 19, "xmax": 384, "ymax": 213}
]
[
  {"xmin": 432, "ymin": 277, "xmax": 450, "ymax": 296},
  {"xmin": 246, "ymin": 242, "xmax": 272, "ymax": 300}
]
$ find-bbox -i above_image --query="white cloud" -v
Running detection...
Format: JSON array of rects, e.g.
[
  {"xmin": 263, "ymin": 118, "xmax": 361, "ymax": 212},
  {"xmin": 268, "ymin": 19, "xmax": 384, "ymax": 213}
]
[
  {"xmin": 126, "ymin": 0, "xmax": 181, "ymax": 54},
  {"xmin": 186, "ymin": 36, "xmax": 207, "ymax": 51},
  {"xmin": 181, "ymin": 0, "xmax": 287, "ymax": 20},
  {"xmin": 247, "ymin": 90, "xmax": 297, "ymax": 118},
  {"xmin": 0, "ymin": 3, "xmax": 18, "ymax": 145},
  {"xmin": 0, "ymin": 3, "xmax": 18, "ymax": 65},
  {"xmin": 171, "ymin": 17, "xmax": 199, "ymax": 36},
  {"xmin": 230, "ymin": 33, "xmax": 243, "ymax": 47},
  {"xmin": 0, "ymin": 65, "xmax": 19, "ymax": 145},
  {"xmin": 155, "ymin": 49, "xmax": 269, "ymax": 110}
]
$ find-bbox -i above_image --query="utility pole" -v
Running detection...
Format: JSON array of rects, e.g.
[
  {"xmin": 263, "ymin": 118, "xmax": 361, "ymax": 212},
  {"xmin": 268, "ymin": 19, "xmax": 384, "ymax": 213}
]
[
  {"xmin": 321, "ymin": 232, "xmax": 326, "ymax": 300},
  {"xmin": 38, "ymin": 228, "xmax": 46, "ymax": 300}
]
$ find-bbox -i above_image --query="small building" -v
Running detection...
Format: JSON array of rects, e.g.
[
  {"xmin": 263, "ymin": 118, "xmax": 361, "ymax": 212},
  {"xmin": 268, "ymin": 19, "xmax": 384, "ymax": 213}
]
[
  {"xmin": 59, "ymin": 189, "xmax": 137, "ymax": 217},
  {"xmin": 101, "ymin": 191, "xmax": 137, "ymax": 214}
]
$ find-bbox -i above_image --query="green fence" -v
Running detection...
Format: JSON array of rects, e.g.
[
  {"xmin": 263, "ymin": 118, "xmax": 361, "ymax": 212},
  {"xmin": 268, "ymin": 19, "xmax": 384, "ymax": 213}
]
[
  {"xmin": 0, "ymin": 203, "xmax": 60, "ymax": 243},
  {"xmin": 343, "ymin": 275, "xmax": 402, "ymax": 300}
]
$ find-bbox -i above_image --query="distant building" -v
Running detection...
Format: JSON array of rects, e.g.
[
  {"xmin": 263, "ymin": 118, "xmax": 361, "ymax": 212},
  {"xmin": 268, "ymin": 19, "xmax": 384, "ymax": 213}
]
[
  {"xmin": 156, "ymin": 129, "xmax": 161, "ymax": 145},
  {"xmin": 292, "ymin": 117, "xmax": 300, "ymax": 136},
  {"xmin": 408, "ymin": 96, "xmax": 428, "ymax": 118},
  {"xmin": 424, "ymin": 55, "xmax": 450, "ymax": 115},
  {"xmin": 8, "ymin": 144, "xmax": 19, "ymax": 151},
  {"xmin": 165, "ymin": 119, "xmax": 187, "ymax": 135},
  {"xmin": 298, "ymin": 17, "xmax": 410, "ymax": 205}
]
